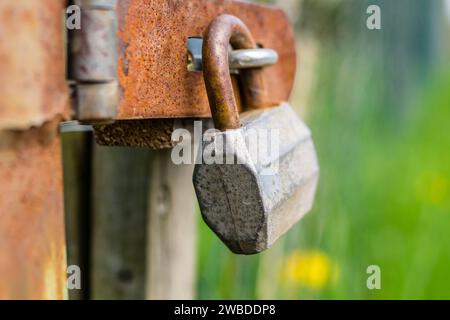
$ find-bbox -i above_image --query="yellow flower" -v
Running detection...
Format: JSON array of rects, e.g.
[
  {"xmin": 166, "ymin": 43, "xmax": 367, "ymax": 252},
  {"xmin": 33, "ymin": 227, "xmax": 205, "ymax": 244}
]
[
  {"xmin": 280, "ymin": 250, "xmax": 338, "ymax": 290},
  {"xmin": 415, "ymin": 171, "xmax": 449, "ymax": 206}
]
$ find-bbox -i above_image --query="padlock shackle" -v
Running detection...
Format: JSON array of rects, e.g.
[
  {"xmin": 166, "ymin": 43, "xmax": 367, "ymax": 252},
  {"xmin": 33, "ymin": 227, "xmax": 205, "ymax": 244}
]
[{"xmin": 203, "ymin": 14, "xmax": 269, "ymax": 131}]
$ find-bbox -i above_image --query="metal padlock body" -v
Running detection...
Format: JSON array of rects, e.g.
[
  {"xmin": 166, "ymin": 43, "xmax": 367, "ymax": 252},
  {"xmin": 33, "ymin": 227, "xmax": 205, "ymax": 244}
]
[{"xmin": 193, "ymin": 103, "xmax": 319, "ymax": 254}]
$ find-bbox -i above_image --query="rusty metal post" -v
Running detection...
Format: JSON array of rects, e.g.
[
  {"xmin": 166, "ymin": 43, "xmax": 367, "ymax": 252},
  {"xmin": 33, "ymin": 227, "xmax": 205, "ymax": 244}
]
[
  {"xmin": 0, "ymin": 0, "xmax": 69, "ymax": 299},
  {"xmin": 0, "ymin": 121, "xmax": 67, "ymax": 299}
]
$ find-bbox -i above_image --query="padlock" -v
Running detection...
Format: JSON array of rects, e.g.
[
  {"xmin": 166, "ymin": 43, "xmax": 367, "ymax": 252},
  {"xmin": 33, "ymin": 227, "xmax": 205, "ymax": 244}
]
[{"xmin": 193, "ymin": 14, "xmax": 319, "ymax": 254}]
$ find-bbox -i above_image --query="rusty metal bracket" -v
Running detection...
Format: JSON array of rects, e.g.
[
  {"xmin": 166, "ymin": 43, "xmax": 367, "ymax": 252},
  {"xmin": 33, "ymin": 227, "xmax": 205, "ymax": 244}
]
[
  {"xmin": 69, "ymin": 0, "xmax": 295, "ymax": 118},
  {"xmin": 67, "ymin": 0, "xmax": 296, "ymax": 147},
  {"xmin": 115, "ymin": 0, "xmax": 296, "ymax": 120}
]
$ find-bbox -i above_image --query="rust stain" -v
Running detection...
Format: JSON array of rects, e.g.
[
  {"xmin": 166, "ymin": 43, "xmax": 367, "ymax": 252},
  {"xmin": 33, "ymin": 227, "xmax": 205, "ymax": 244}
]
[
  {"xmin": 0, "ymin": 0, "xmax": 69, "ymax": 130},
  {"xmin": 115, "ymin": 0, "xmax": 296, "ymax": 119},
  {"xmin": 0, "ymin": 118, "xmax": 67, "ymax": 299}
]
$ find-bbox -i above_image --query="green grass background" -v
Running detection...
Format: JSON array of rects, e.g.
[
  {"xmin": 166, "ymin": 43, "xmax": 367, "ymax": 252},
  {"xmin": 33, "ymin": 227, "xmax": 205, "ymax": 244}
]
[{"xmin": 196, "ymin": 8, "xmax": 450, "ymax": 297}]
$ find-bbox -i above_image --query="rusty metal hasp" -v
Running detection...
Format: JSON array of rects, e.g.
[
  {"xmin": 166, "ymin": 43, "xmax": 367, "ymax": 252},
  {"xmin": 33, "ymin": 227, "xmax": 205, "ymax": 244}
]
[{"xmin": 68, "ymin": 0, "xmax": 296, "ymax": 125}]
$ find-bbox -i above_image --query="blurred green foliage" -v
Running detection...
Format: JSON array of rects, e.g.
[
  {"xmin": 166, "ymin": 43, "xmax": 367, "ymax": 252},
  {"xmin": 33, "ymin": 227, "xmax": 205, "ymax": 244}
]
[
  {"xmin": 196, "ymin": 67, "xmax": 450, "ymax": 300},
  {"xmin": 196, "ymin": 0, "xmax": 450, "ymax": 299}
]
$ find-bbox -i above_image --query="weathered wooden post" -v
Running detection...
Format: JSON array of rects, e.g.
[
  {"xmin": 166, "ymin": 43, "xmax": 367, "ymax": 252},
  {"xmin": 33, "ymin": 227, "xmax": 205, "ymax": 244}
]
[
  {"xmin": 146, "ymin": 150, "xmax": 197, "ymax": 299},
  {"xmin": 90, "ymin": 145, "xmax": 151, "ymax": 299}
]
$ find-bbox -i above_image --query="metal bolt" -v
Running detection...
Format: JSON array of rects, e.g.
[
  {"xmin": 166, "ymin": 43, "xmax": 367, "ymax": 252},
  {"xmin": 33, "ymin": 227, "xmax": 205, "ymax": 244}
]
[{"xmin": 187, "ymin": 37, "xmax": 278, "ymax": 72}]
